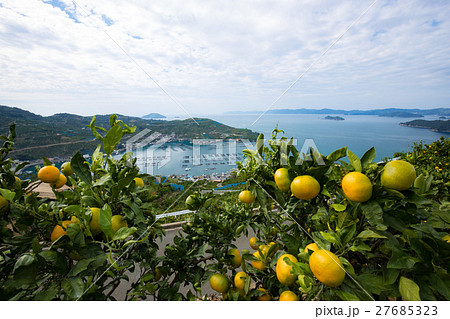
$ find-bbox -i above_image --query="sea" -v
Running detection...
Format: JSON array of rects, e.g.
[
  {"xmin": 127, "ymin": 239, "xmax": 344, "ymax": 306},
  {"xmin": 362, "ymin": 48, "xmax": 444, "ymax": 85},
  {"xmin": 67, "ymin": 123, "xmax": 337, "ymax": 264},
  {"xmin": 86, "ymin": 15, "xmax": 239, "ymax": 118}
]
[{"xmin": 119, "ymin": 113, "xmax": 449, "ymax": 177}]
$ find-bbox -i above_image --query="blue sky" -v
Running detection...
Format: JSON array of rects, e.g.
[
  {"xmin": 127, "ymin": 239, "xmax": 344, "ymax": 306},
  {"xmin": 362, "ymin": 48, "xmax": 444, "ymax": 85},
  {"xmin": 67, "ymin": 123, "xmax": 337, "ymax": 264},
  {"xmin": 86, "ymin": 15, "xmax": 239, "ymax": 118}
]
[{"xmin": 0, "ymin": 0, "xmax": 449, "ymax": 117}]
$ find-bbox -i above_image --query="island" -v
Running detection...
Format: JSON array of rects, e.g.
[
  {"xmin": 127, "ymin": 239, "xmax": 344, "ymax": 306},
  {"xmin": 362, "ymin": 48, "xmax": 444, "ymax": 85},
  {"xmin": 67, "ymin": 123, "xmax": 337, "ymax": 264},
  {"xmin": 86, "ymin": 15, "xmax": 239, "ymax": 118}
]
[
  {"xmin": 399, "ymin": 119, "xmax": 450, "ymax": 133},
  {"xmin": 324, "ymin": 116, "xmax": 345, "ymax": 121},
  {"xmin": 142, "ymin": 112, "xmax": 166, "ymax": 119}
]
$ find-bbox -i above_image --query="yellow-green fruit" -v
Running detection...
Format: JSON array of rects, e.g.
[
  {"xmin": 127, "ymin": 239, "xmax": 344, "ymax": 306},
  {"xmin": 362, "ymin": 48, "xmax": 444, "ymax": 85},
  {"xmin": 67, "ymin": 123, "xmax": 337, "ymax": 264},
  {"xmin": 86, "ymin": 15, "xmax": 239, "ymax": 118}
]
[
  {"xmin": 60, "ymin": 162, "xmax": 74, "ymax": 176},
  {"xmin": 234, "ymin": 271, "xmax": 249, "ymax": 291},
  {"xmin": 249, "ymin": 237, "xmax": 259, "ymax": 250},
  {"xmin": 309, "ymin": 250, "xmax": 345, "ymax": 287},
  {"xmin": 279, "ymin": 290, "xmax": 299, "ymax": 301},
  {"xmin": 89, "ymin": 207, "xmax": 102, "ymax": 236},
  {"xmin": 274, "ymin": 168, "xmax": 291, "ymax": 192},
  {"xmin": 381, "ymin": 160, "xmax": 416, "ymax": 191},
  {"xmin": 276, "ymin": 254, "xmax": 298, "ymax": 286},
  {"xmin": 0, "ymin": 196, "xmax": 9, "ymax": 213},
  {"xmin": 239, "ymin": 190, "xmax": 255, "ymax": 204},
  {"xmin": 134, "ymin": 177, "xmax": 144, "ymax": 187},
  {"xmin": 37, "ymin": 165, "xmax": 60, "ymax": 183},
  {"xmin": 228, "ymin": 248, "xmax": 242, "ymax": 268},
  {"xmin": 111, "ymin": 215, "xmax": 128, "ymax": 233},
  {"xmin": 154, "ymin": 267, "xmax": 162, "ymax": 281},
  {"xmin": 341, "ymin": 172, "xmax": 372, "ymax": 203},
  {"xmin": 209, "ymin": 273, "xmax": 230, "ymax": 294},
  {"xmin": 290, "ymin": 175, "xmax": 320, "ymax": 200}
]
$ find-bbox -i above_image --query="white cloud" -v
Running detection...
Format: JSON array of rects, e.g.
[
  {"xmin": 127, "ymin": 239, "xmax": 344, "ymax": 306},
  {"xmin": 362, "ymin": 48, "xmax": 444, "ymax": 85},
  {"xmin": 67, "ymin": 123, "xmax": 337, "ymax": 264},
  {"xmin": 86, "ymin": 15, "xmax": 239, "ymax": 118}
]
[{"xmin": 0, "ymin": 0, "xmax": 449, "ymax": 117}]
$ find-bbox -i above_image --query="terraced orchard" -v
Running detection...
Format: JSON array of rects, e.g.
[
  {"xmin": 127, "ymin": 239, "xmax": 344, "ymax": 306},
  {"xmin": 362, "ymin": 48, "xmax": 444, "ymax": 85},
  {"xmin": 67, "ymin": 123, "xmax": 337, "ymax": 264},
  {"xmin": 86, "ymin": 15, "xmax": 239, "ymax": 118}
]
[{"xmin": 0, "ymin": 117, "xmax": 449, "ymax": 301}]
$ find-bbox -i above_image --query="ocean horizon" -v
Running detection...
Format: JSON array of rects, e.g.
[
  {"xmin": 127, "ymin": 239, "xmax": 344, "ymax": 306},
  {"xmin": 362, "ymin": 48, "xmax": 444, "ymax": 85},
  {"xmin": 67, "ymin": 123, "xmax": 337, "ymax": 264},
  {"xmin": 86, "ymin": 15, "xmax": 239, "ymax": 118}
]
[{"xmin": 122, "ymin": 113, "xmax": 448, "ymax": 177}]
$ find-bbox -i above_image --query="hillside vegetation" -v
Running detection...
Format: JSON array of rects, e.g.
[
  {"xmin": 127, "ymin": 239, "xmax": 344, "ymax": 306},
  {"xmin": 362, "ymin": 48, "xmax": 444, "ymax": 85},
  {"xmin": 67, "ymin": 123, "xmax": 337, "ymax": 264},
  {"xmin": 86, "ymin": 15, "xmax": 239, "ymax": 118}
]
[{"xmin": 0, "ymin": 105, "xmax": 258, "ymax": 160}]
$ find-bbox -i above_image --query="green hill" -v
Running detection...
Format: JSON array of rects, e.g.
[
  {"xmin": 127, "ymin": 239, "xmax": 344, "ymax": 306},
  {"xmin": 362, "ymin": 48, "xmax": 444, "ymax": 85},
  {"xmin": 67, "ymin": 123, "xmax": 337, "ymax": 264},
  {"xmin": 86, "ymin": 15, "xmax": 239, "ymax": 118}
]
[
  {"xmin": 0, "ymin": 105, "xmax": 259, "ymax": 161},
  {"xmin": 400, "ymin": 119, "xmax": 450, "ymax": 133}
]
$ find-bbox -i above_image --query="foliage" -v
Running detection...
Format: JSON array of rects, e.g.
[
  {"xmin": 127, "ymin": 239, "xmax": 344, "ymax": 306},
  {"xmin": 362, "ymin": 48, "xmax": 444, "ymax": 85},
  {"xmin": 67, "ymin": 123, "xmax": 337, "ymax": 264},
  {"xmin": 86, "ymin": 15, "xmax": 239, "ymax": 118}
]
[
  {"xmin": 1, "ymin": 120, "xmax": 449, "ymax": 301},
  {"xmin": 394, "ymin": 136, "xmax": 449, "ymax": 201}
]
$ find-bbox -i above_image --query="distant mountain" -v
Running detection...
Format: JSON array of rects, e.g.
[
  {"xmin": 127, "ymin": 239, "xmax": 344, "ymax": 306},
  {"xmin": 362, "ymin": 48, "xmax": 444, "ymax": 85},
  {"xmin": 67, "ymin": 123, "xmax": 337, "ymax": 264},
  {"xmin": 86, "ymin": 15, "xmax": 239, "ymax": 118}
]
[
  {"xmin": 225, "ymin": 108, "xmax": 450, "ymax": 117},
  {"xmin": 378, "ymin": 111, "xmax": 424, "ymax": 118},
  {"xmin": 0, "ymin": 105, "xmax": 259, "ymax": 161},
  {"xmin": 400, "ymin": 119, "xmax": 450, "ymax": 133},
  {"xmin": 142, "ymin": 113, "xmax": 166, "ymax": 119}
]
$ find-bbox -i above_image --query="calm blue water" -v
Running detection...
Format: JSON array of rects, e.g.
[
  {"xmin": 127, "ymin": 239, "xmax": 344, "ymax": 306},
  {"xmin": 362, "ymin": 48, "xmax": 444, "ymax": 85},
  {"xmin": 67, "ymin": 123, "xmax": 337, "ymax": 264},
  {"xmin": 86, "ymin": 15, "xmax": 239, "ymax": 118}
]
[{"xmin": 123, "ymin": 114, "xmax": 448, "ymax": 176}]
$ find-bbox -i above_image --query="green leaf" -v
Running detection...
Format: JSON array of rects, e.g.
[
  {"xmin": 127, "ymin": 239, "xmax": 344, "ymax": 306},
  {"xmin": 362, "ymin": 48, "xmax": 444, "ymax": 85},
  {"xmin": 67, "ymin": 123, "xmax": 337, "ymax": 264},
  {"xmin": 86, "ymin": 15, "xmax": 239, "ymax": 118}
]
[
  {"xmin": 361, "ymin": 200, "xmax": 386, "ymax": 230},
  {"xmin": 358, "ymin": 273, "xmax": 390, "ymax": 295},
  {"xmin": 399, "ymin": 276, "xmax": 421, "ymax": 301},
  {"xmin": 62, "ymin": 277, "xmax": 85, "ymax": 300},
  {"xmin": 256, "ymin": 133, "xmax": 264, "ymax": 155},
  {"xmin": 335, "ymin": 290, "xmax": 360, "ymax": 301},
  {"xmin": 356, "ymin": 229, "xmax": 387, "ymax": 239},
  {"xmin": 331, "ymin": 203, "xmax": 346, "ymax": 212},
  {"xmin": 112, "ymin": 226, "xmax": 137, "ymax": 241},
  {"xmin": 347, "ymin": 149, "xmax": 362, "ymax": 172},
  {"xmin": 68, "ymin": 258, "xmax": 95, "ymax": 277},
  {"xmin": 13, "ymin": 254, "xmax": 38, "ymax": 287},
  {"xmin": 99, "ymin": 204, "xmax": 114, "ymax": 239},
  {"xmin": 42, "ymin": 157, "xmax": 52, "ymax": 166},
  {"xmin": 320, "ymin": 231, "xmax": 341, "ymax": 247},
  {"xmin": 0, "ymin": 188, "xmax": 15, "ymax": 201},
  {"xmin": 361, "ymin": 147, "xmax": 376, "ymax": 170},
  {"xmin": 88, "ymin": 116, "xmax": 104, "ymax": 141},
  {"xmin": 387, "ymin": 247, "xmax": 418, "ymax": 269},
  {"xmin": 326, "ymin": 146, "xmax": 348, "ymax": 163},
  {"xmin": 92, "ymin": 173, "xmax": 112, "ymax": 187},
  {"xmin": 103, "ymin": 124, "xmax": 123, "ymax": 156},
  {"xmin": 71, "ymin": 152, "xmax": 92, "ymax": 185},
  {"xmin": 280, "ymin": 232, "xmax": 300, "ymax": 255}
]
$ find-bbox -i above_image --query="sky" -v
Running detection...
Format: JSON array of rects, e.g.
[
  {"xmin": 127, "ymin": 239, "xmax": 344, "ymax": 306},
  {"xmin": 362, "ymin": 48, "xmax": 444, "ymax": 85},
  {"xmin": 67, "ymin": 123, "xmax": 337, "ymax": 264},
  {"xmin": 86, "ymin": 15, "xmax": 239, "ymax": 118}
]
[{"xmin": 0, "ymin": 0, "xmax": 449, "ymax": 117}]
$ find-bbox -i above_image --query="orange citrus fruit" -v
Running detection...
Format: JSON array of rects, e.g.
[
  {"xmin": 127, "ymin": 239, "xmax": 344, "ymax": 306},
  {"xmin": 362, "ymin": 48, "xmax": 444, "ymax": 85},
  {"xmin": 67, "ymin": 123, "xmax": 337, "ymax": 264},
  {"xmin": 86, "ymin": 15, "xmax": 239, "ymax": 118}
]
[
  {"xmin": 50, "ymin": 220, "xmax": 73, "ymax": 242},
  {"xmin": 279, "ymin": 290, "xmax": 299, "ymax": 301},
  {"xmin": 249, "ymin": 237, "xmax": 259, "ymax": 250},
  {"xmin": 257, "ymin": 288, "xmax": 271, "ymax": 301},
  {"xmin": 304, "ymin": 243, "xmax": 319, "ymax": 253},
  {"xmin": 290, "ymin": 175, "xmax": 320, "ymax": 200},
  {"xmin": 239, "ymin": 190, "xmax": 255, "ymax": 204},
  {"xmin": 268, "ymin": 242, "xmax": 279, "ymax": 257},
  {"xmin": 251, "ymin": 251, "xmax": 267, "ymax": 271},
  {"xmin": 89, "ymin": 207, "xmax": 102, "ymax": 236},
  {"xmin": 234, "ymin": 271, "xmax": 249, "ymax": 291},
  {"xmin": 309, "ymin": 250, "xmax": 345, "ymax": 287},
  {"xmin": 111, "ymin": 215, "xmax": 128, "ymax": 233},
  {"xmin": 341, "ymin": 172, "xmax": 372, "ymax": 202},
  {"xmin": 209, "ymin": 273, "xmax": 230, "ymax": 294},
  {"xmin": 381, "ymin": 160, "xmax": 416, "ymax": 191},
  {"xmin": 134, "ymin": 177, "xmax": 144, "ymax": 187},
  {"xmin": 50, "ymin": 174, "xmax": 67, "ymax": 189},
  {"xmin": 227, "ymin": 248, "xmax": 242, "ymax": 268},
  {"xmin": 276, "ymin": 254, "xmax": 298, "ymax": 286},
  {"xmin": 37, "ymin": 165, "xmax": 60, "ymax": 183},
  {"xmin": 274, "ymin": 168, "xmax": 291, "ymax": 192}
]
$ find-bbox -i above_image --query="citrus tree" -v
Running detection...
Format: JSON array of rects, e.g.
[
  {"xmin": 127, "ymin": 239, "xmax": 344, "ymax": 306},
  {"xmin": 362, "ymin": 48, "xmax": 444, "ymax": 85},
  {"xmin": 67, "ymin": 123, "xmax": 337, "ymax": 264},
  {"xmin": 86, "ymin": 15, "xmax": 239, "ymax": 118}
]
[
  {"xmin": 0, "ymin": 117, "xmax": 164, "ymax": 300},
  {"xmin": 212, "ymin": 128, "xmax": 450, "ymax": 301}
]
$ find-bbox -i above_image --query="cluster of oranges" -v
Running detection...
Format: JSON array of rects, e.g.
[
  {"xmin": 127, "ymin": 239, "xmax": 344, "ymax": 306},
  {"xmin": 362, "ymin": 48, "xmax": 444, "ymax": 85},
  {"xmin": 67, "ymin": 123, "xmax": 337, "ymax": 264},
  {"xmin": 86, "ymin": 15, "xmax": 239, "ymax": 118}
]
[{"xmin": 37, "ymin": 161, "xmax": 74, "ymax": 189}]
